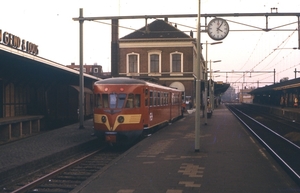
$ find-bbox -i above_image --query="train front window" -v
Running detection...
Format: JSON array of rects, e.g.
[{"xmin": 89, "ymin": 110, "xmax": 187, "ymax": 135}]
[
  {"xmin": 97, "ymin": 93, "xmax": 127, "ymax": 109},
  {"xmin": 110, "ymin": 93, "xmax": 117, "ymax": 108},
  {"xmin": 102, "ymin": 94, "xmax": 109, "ymax": 108},
  {"xmin": 117, "ymin": 93, "xmax": 126, "ymax": 108},
  {"xmin": 100, "ymin": 93, "xmax": 140, "ymax": 109}
]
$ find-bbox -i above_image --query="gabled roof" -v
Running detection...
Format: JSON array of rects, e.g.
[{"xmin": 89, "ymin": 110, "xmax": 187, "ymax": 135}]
[{"xmin": 120, "ymin": 19, "xmax": 191, "ymax": 39}]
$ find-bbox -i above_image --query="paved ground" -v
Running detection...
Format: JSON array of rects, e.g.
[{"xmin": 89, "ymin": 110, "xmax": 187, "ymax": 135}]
[{"xmin": 73, "ymin": 104, "xmax": 299, "ymax": 193}]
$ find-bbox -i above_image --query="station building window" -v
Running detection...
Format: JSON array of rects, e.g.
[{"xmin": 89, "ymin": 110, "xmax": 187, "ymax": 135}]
[
  {"xmin": 127, "ymin": 53, "xmax": 139, "ymax": 74},
  {"xmin": 170, "ymin": 52, "xmax": 183, "ymax": 75},
  {"xmin": 148, "ymin": 51, "xmax": 161, "ymax": 75}
]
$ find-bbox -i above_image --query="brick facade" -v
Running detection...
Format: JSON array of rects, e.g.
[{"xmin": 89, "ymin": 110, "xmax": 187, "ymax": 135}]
[{"xmin": 118, "ymin": 19, "xmax": 196, "ymax": 103}]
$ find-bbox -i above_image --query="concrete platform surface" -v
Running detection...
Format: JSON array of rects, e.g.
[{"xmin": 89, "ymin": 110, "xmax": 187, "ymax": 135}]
[{"xmin": 74, "ymin": 104, "xmax": 300, "ymax": 193}]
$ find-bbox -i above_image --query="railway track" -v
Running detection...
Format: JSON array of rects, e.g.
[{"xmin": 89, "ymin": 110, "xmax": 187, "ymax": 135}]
[
  {"xmin": 227, "ymin": 104, "xmax": 300, "ymax": 185},
  {"xmin": 5, "ymin": 146, "xmax": 126, "ymax": 193},
  {"xmin": 1, "ymin": 115, "xmax": 161, "ymax": 193}
]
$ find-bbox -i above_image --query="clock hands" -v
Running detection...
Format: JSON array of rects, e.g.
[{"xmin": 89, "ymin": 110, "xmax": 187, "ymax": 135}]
[{"xmin": 217, "ymin": 21, "xmax": 224, "ymax": 32}]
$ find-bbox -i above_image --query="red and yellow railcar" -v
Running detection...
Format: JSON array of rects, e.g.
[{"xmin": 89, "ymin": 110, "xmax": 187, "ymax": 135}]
[{"xmin": 93, "ymin": 77, "xmax": 182, "ymax": 144}]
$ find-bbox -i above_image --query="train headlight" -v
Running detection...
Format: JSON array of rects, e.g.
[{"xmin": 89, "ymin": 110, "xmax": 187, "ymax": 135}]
[
  {"xmin": 118, "ymin": 116, "xmax": 124, "ymax": 123},
  {"xmin": 101, "ymin": 116, "xmax": 106, "ymax": 123}
]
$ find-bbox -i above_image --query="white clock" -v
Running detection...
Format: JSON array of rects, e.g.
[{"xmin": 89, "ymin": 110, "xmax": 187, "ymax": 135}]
[{"xmin": 207, "ymin": 18, "xmax": 229, "ymax": 40}]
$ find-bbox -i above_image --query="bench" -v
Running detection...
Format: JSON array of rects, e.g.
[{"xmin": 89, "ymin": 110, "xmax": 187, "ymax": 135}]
[{"xmin": 0, "ymin": 115, "xmax": 44, "ymax": 142}]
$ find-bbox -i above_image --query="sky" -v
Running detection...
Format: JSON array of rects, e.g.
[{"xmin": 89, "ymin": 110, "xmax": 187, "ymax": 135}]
[{"xmin": 1, "ymin": 0, "xmax": 300, "ymax": 91}]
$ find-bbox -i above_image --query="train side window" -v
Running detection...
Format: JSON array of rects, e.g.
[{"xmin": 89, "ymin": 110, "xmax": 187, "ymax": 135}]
[
  {"xmin": 135, "ymin": 94, "xmax": 141, "ymax": 107},
  {"xmin": 157, "ymin": 92, "xmax": 161, "ymax": 106},
  {"xmin": 166, "ymin": 92, "xmax": 168, "ymax": 105},
  {"xmin": 125, "ymin": 93, "xmax": 134, "ymax": 108},
  {"xmin": 174, "ymin": 93, "xmax": 178, "ymax": 104},
  {"xmin": 103, "ymin": 94, "xmax": 109, "ymax": 108},
  {"xmin": 117, "ymin": 93, "xmax": 127, "ymax": 108},
  {"xmin": 167, "ymin": 93, "xmax": 169, "ymax": 105},
  {"xmin": 150, "ymin": 91, "xmax": 153, "ymax": 106},
  {"xmin": 145, "ymin": 88, "xmax": 148, "ymax": 106},
  {"xmin": 173, "ymin": 93, "xmax": 176, "ymax": 105},
  {"xmin": 166, "ymin": 93, "xmax": 169, "ymax": 105},
  {"xmin": 172, "ymin": 93, "xmax": 175, "ymax": 104},
  {"xmin": 154, "ymin": 91, "xmax": 157, "ymax": 106}
]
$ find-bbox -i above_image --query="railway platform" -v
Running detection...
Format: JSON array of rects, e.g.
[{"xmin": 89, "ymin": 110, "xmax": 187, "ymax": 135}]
[{"xmin": 74, "ymin": 104, "xmax": 299, "ymax": 193}]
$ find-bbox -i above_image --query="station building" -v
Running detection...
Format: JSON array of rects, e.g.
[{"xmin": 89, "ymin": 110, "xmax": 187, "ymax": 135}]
[
  {"xmin": 115, "ymin": 19, "xmax": 229, "ymax": 105},
  {"xmin": 117, "ymin": 19, "xmax": 195, "ymax": 102},
  {"xmin": 66, "ymin": 63, "xmax": 108, "ymax": 79},
  {"xmin": 0, "ymin": 30, "xmax": 99, "ymax": 142}
]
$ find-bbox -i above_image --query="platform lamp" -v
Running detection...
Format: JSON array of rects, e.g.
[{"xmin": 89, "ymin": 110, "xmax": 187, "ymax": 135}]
[{"xmin": 204, "ymin": 41, "xmax": 222, "ymax": 124}]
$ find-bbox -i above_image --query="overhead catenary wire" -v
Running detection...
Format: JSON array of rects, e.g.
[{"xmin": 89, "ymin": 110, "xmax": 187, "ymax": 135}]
[
  {"xmin": 232, "ymin": 30, "xmax": 297, "ymax": 86},
  {"xmin": 90, "ymin": 16, "xmax": 299, "ymax": 88},
  {"xmin": 239, "ymin": 32, "xmax": 264, "ymax": 71}
]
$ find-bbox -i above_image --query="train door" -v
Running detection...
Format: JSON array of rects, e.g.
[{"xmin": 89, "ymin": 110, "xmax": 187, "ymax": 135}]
[
  {"xmin": 144, "ymin": 87, "xmax": 150, "ymax": 125},
  {"xmin": 169, "ymin": 91, "xmax": 173, "ymax": 121}
]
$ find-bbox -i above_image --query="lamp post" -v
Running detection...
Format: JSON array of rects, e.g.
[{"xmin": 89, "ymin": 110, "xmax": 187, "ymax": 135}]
[
  {"xmin": 204, "ymin": 41, "xmax": 222, "ymax": 124},
  {"xmin": 195, "ymin": 0, "xmax": 201, "ymax": 152},
  {"xmin": 79, "ymin": 8, "xmax": 85, "ymax": 129}
]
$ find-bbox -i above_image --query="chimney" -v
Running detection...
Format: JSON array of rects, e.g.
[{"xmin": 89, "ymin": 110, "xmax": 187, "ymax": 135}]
[
  {"xmin": 111, "ymin": 19, "xmax": 119, "ymax": 77},
  {"xmin": 190, "ymin": 30, "xmax": 193, "ymax": 38}
]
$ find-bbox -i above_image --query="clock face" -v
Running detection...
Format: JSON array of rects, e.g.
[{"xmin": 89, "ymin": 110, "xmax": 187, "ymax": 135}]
[{"xmin": 207, "ymin": 18, "xmax": 229, "ymax": 40}]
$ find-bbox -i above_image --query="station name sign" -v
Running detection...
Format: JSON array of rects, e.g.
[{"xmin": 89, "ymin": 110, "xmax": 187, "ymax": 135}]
[{"xmin": 0, "ymin": 29, "xmax": 38, "ymax": 56}]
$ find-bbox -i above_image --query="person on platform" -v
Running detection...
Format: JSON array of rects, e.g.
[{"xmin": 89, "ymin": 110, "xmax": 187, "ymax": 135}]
[
  {"xmin": 280, "ymin": 96, "xmax": 285, "ymax": 108},
  {"xmin": 188, "ymin": 100, "xmax": 193, "ymax": 109},
  {"xmin": 294, "ymin": 97, "xmax": 298, "ymax": 107},
  {"xmin": 181, "ymin": 101, "xmax": 186, "ymax": 116}
]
